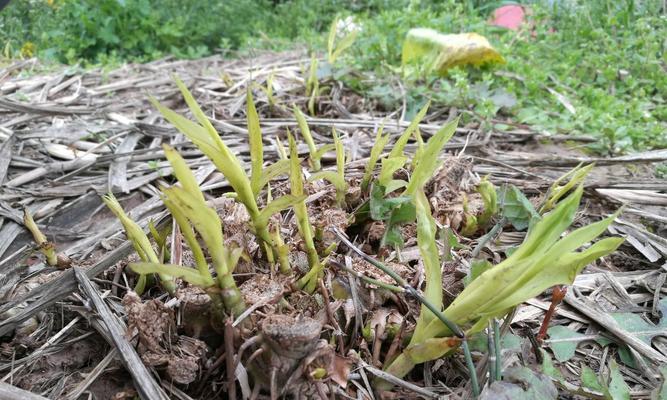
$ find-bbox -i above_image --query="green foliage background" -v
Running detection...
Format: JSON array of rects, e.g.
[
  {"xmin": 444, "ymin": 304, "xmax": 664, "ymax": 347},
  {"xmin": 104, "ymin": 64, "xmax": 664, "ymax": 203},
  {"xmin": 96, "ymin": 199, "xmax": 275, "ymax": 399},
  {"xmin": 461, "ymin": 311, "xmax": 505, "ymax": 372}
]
[{"xmin": 1, "ymin": 0, "xmax": 665, "ymax": 153}]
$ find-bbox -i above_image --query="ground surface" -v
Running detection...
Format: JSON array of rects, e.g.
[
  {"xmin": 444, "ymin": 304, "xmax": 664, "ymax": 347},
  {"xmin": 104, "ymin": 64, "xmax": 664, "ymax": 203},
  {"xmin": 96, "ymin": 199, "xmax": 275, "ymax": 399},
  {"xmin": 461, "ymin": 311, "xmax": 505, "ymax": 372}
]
[{"xmin": 0, "ymin": 52, "xmax": 666, "ymax": 399}]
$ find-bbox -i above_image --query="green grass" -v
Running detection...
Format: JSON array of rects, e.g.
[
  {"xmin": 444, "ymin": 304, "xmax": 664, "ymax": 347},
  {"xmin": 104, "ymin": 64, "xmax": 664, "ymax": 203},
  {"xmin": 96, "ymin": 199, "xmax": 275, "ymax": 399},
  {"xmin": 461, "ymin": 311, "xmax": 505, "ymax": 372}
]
[
  {"xmin": 1, "ymin": 0, "xmax": 664, "ymax": 152},
  {"xmin": 342, "ymin": 0, "xmax": 667, "ymax": 153}
]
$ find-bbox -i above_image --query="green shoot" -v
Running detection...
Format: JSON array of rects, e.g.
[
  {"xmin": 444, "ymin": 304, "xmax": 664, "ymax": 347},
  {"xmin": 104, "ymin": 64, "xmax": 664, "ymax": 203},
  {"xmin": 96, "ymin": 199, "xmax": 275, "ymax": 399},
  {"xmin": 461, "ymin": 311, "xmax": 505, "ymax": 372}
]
[
  {"xmin": 308, "ymin": 128, "xmax": 348, "ymax": 206},
  {"xmin": 460, "ymin": 194, "xmax": 478, "ymax": 237},
  {"xmin": 247, "ymin": 88, "xmax": 264, "ymax": 196},
  {"xmin": 372, "ymin": 102, "xmax": 432, "ymax": 195},
  {"xmin": 327, "ymin": 16, "xmax": 358, "ymax": 64},
  {"xmin": 476, "ymin": 176, "xmax": 498, "ymax": 227},
  {"xmin": 377, "ymin": 156, "xmax": 408, "ymax": 193},
  {"xmin": 370, "ymin": 117, "xmax": 458, "ymax": 248},
  {"xmin": 305, "ymin": 56, "xmax": 319, "ymax": 115},
  {"xmin": 410, "ymin": 190, "xmax": 443, "ymax": 344},
  {"xmin": 132, "ymin": 144, "xmax": 244, "ymax": 316},
  {"xmin": 540, "ymin": 163, "xmax": 594, "ymax": 213},
  {"xmin": 23, "ymin": 209, "xmax": 58, "ymax": 267},
  {"xmin": 461, "ymin": 176, "xmax": 499, "ymax": 236},
  {"xmin": 102, "ymin": 193, "xmax": 176, "ymax": 295},
  {"xmin": 261, "ymin": 70, "xmax": 278, "ymax": 107},
  {"xmin": 275, "ymin": 136, "xmax": 288, "ymax": 160},
  {"xmin": 388, "ymin": 101, "xmax": 430, "ymax": 159},
  {"xmin": 151, "ymin": 77, "xmax": 302, "ymax": 265},
  {"xmin": 384, "ymin": 185, "xmax": 623, "ymax": 380},
  {"xmin": 293, "ymin": 107, "xmax": 334, "ymax": 171},
  {"xmin": 404, "ymin": 117, "xmax": 458, "ymax": 195},
  {"xmin": 361, "ymin": 120, "xmax": 390, "ymax": 193},
  {"xmin": 288, "ymin": 132, "xmax": 322, "ymax": 293},
  {"xmin": 272, "ymin": 223, "xmax": 291, "ymax": 274}
]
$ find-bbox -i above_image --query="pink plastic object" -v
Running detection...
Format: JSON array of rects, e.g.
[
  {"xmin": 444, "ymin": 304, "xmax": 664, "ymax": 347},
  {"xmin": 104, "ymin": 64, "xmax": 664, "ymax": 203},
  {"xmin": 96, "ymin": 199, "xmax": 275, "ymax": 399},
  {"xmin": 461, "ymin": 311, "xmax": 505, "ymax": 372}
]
[{"xmin": 490, "ymin": 5, "xmax": 526, "ymax": 30}]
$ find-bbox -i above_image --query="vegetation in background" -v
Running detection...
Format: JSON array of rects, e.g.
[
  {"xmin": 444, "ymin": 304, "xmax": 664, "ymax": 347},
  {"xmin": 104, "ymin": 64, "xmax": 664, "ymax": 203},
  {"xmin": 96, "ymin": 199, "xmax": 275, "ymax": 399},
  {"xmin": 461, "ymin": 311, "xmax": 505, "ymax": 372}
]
[{"xmin": 1, "ymin": 0, "xmax": 664, "ymax": 153}]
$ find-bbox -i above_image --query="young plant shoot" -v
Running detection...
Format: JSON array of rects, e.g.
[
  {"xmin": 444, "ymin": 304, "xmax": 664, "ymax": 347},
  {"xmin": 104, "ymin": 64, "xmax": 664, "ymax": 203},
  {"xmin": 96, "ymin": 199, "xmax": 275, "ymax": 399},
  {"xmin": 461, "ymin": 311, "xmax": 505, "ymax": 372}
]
[
  {"xmin": 308, "ymin": 127, "xmax": 348, "ymax": 206},
  {"xmin": 384, "ymin": 185, "xmax": 623, "ymax": 380},
  {"xmin": 131, "ymin": 145, "xmax": 245, "ymax": 317},
  {"xmin": 23, "ymin": 209, "xmax": 58, "ymax": 267},
  {"xmin": 293, "ymin": 106, "xmax": 334, "ymax": 171},
  {"xmin": 102, "ymin": 193, "xmax": 176, "ymax": 295},
  {"xmin": 288, "ymin": 131, "xmax": 323, "ymax": 293},
  {"xmin": 151, "ymin": 77, "xmax": 300, "ymax": 266}
]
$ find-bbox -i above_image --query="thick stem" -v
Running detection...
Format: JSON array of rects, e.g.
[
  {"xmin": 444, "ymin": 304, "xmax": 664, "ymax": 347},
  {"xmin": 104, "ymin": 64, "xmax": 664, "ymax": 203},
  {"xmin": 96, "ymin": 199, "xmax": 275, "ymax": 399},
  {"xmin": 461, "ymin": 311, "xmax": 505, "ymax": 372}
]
[{"xmin": 217, "ymin": 273, "xmax": 246, "ymax": 318}]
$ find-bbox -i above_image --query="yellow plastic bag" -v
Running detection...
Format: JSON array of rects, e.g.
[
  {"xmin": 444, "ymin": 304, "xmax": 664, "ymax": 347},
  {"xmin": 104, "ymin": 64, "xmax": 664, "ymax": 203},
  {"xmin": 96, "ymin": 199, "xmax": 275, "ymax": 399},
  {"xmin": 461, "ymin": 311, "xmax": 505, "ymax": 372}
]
[{"xmin": 402, "ymin": 28, "xmax": 505, "ymax": 75}]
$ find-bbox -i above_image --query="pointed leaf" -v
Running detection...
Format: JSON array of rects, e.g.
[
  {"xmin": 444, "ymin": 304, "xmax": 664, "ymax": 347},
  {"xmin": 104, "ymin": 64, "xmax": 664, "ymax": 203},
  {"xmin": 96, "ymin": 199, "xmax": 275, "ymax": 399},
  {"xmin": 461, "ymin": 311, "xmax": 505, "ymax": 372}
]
[
  {"xmin": 163, "ymin": 144, "xmax": 205, "ymax": 202},
  {"xmin": 378, "ymin": 156, "xmax": 407, "ymax": 187},
  {"xmin": 162, "ymin": 196, "xmax": 210, "ymax": 278},
  {"xmin": 608, "ymin": 360, "xmax": 631, "ymax": 400},
  {"xmin": 247, "ymin": 88, "xmax": 264, "ymax": 195},
  {"xmin": 309, "ymin": 171, "xmax": 347, "ymax": 193},
  {"xmin": 259, "ymin": 159, "xmax": 290, "ymax": 189},
  {"xmin": 130, "ymin": 262, "xmax": 214, "ymax": 287},
  {"xmin": 293, "ymin": 107, "xmax": 318, "ymax": 168},
  {"xmin": 405, "ymin": 118, "xmax": 458, "ymax": 194},
  {"xmin": 257, "ymin": 194, "xmax": 307, "ymax": 228},
  {"xmin": 411, "ymin": 190, "xmax": 443, "ymax": 343},
  {"xmin": 389, "ymin": 101, "xmax": 430, "ymax": 159},
  {"xmin": 361, "ymin": 121, "xmax": 390, "ymax": 191}
]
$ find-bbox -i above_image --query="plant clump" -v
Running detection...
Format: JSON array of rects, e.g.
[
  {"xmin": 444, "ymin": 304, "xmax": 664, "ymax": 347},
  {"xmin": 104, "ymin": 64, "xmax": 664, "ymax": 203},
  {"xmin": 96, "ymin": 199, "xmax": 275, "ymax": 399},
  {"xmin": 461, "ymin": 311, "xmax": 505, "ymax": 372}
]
[{"xmin": 102, "ymin": 79, "xmax": 622, "ymax": 398}]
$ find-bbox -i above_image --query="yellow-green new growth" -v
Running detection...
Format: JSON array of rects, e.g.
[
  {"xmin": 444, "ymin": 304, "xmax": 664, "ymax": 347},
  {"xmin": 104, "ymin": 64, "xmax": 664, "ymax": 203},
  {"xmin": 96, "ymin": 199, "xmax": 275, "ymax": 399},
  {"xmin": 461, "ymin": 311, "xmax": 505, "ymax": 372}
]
[
  {"xmin": 305, "ymin": 57, "xmax": 319, "ymax": 115},
  {"xmin": 540, "ymin": 163, "xmax": 594, "ymax": 213},
  {"xmin": 361, "ymin": 120, "xmax": 390, "ymax": 193},
  {"xmin": 102, "ymin": 193, "xmax": 176, "ymax": 295},
  {"xmin": 375, "ymin": 102, "xmax": 433, "ymax": 193},
  {"xmin": 308, "ymin": 128, "xmax": 348, "ymax": 206},
  {"xmin": 288, "ymin": 132, "xmax": 323, "ymax": 293},
  {"xmin": 151, "ymin": 77, "xmax": 299, "ymax": 266},
  {"xmin": 23, "ymin": 209, "xmax": 58, "ymax": 267},
  {"xmin": 293, "ymin": 107, "xmax": 334, "ymax": 171},
  {"xmin": 385, "ymin": 184, "xmax": 623, "ymax": 380},
  {"xmin": 131, "ymin": 145, "xmax": 245, "ymax": 317}
]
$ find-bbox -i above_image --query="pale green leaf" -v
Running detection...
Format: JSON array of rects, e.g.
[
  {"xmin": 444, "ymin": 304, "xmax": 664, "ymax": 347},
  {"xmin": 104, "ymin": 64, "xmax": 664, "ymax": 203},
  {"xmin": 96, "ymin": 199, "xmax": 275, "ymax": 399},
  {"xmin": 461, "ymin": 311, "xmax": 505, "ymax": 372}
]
[
  {"xmin": 479, "ymin": 366, "xmax": 558, "ymax": 400},
  {"xmin": 259, "ymin": 159, "xmax": 290, "ymax": 189},
  {"xmin": 327, "ymin": 17, "xmax": 338, "ymax": 63},
  {"xmin": 361, "ymin": 121, "xmax": 390, "ymax": 192},
  {"xmin": 152, "ymin": 97, "xmax": 259, "ymax": 219},
  {"xmin": 402, "ymin": 336, "xmax": 457, "ymax": 364},
  {"xmin": 384, "ymin": 179, "xmax": 408, "ymax": 194},
  {"xmin": 162, "ymin": 196, "xmax": 210, "ymax": 278},
  {"xmin": 378, "ymin": 156, "xmax": 407, "ymax": 187},
  {"xmin": 130, "ymin": 262, "xmax": 214, "ymax": 287},
  {"xmin": 405, "ymin": 117, "xmax": 458, "ymax": 195},
  {"xmin": 546, "ymin": 325, "xmax": 586, "ymax": 362},
  {"xmin": 541, "ymin": 349, "xmax": 565, "ymax": 382},
  {"xmin": 163, "ymin": 144, "xmax": 204, "ymax": 202},
  {"xmin": 247, "ymin": 88, "xmax": 264, "ymax": 195},
  {"xmin": 309, "ymin": 171, "xmax": 347, "ymax": 193},
  {"xmin": 411, "ymin": 190, "xmax": 443, "ymax": 344},
  {"xmin": 103, "ymin": 194, "xmax": 158, "ymax": 264},
  {"xmin": 389, "ymin": 101, "xmax": 430, "ymax": 159},
  {"xmin": 257, "ymin": 194, "xmax": 307, "ymax": 228},
  {"xmin": 580, "ymin": 366, "xmax": 605, "ymax": 393},
  {"xmin": 500, "ymin": 185, "xmax": 540, "ymax": 231},
  {"xmin": 293, "ymin": 107, "xmax": 319, "ymax": 170},
  {"xmin": 162, "ymin": 186, "xmax": 230, "ymax": 276},
  {"xmin": 312, "ymin": 143, "xmax": 336, "ymax": 160}
]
